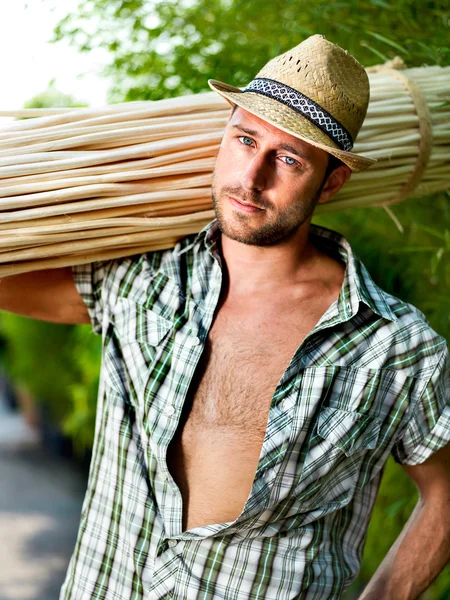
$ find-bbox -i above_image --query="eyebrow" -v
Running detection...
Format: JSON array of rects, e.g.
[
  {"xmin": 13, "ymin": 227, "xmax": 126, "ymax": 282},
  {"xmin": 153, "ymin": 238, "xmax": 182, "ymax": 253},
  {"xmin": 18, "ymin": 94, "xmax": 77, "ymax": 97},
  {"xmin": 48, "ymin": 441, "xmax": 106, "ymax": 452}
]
[
  {"xmin": 279, "ymin": 143, "xmax": 310, "ymax": 161},
  {"xmin": 231, "ymin": 124, "xmax": 311, "ymax": 161},
  {"xmin": 232, "ymin": 124, "xmax": 259, "ymax": 136}
]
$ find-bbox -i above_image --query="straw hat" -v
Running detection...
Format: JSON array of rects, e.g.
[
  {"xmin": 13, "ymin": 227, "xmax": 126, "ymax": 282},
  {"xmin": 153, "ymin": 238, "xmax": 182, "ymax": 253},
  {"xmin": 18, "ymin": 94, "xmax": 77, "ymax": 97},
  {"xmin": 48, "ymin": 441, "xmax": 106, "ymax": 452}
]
[{"xmin": 208, "ymin": 34, "xmax": 376, "ymax": 172}]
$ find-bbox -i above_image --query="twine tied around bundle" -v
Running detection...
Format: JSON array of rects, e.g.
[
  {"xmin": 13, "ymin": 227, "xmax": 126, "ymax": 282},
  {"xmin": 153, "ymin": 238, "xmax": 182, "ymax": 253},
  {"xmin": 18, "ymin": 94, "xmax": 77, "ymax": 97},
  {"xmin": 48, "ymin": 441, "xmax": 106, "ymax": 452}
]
[{"xmin": 367, "ymin": 58, "xmax": 433, "ymax": 230}]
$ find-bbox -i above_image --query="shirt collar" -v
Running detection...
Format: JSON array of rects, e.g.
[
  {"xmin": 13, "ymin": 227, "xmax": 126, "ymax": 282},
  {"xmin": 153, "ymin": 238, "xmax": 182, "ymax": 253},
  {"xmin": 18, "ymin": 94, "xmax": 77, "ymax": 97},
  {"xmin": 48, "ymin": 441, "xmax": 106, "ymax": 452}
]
[
  {"xmin": 309, "ymin": 224, "xmax": 397, "ymax": 323},
  {"xmin": 191, "ymin": 220, "xmax": 397, "ymax": 323}
]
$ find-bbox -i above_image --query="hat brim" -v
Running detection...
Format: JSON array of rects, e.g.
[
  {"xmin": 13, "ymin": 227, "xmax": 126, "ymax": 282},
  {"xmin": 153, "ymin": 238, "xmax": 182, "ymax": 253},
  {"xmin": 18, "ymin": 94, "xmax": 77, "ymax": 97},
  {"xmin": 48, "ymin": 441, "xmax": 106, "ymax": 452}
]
[{"xmin": 208, "ymin": 79, "xmax": 376, "ymax": 173}]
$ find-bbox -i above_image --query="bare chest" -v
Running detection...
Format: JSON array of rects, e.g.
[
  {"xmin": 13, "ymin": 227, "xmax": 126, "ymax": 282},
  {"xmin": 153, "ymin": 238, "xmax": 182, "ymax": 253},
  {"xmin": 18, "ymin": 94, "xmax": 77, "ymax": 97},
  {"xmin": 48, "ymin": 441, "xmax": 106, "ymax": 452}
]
[
  {"xmin": 167, "ymin": 300, "xmax": 330, "ymax": 530},
  {"xmin": 179, "ymin": 294, "xmax": 336, "ymax": 437},
  {"xmin": 166, "ymin": 287, "xmax": 341, "ymax": 529},
  {"xmin": 188, "ymin": 311, "xmax": 306, "ymax": 430}
]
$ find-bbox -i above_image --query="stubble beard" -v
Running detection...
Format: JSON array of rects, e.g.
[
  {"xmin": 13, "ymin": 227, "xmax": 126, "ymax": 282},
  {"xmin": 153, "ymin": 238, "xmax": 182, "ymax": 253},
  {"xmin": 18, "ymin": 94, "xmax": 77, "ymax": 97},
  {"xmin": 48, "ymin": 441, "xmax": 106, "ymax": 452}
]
[{"xmin": 212, "ymin": 176, "xmax": 326, "ymax": 247}]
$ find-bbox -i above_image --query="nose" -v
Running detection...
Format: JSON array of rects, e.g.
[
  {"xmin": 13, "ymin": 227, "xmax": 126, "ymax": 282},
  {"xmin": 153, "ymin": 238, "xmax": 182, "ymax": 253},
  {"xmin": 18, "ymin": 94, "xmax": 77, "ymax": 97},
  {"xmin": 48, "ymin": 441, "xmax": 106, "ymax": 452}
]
[{"xmin": 240, "ymin": 152, "xmax": 267, "ymax": 192}]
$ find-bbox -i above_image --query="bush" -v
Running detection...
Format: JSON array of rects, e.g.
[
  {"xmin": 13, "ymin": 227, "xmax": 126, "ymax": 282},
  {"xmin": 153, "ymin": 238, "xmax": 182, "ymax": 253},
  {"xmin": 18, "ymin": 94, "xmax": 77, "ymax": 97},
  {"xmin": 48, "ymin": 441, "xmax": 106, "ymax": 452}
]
[{"xmin": 0, "ymin": 313, "xmax": 101, "ymax": 459}]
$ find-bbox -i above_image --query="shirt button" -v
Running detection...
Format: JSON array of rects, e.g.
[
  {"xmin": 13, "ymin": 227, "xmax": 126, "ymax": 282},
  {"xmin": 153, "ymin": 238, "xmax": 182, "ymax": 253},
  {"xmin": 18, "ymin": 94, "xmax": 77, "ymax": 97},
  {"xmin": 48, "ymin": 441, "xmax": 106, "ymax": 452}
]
[
  {"xmin": 164, "ymin": 405, "xmax": 175, "ymax": 416},
  {"xmin": 168, "ymin": 539, "xmax": 177, "ymax": 548},
  {"xmin": 192, "ymin": 336, "xmax": 201, "ymax": 347}
]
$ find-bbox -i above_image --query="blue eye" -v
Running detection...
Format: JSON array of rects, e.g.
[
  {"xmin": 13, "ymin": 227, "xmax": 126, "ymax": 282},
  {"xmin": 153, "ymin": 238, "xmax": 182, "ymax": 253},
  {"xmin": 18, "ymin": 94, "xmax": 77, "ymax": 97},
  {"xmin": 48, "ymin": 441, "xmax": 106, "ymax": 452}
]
[
  {"xmin": 239, "ymin": 136, "xmax": 253, "ymax": 146},
  {"xmin": 283, "ymin": 156, "xmax": 297, "ymax": 166}
]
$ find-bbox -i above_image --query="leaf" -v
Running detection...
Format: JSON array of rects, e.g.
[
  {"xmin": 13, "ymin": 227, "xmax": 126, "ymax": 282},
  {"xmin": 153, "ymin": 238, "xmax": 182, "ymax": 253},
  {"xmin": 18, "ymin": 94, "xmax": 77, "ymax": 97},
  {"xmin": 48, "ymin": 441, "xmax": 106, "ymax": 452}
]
[
  {"xmin": 290, "ymin": 24, "xmax": 314, "ymax": 36},
  {"xmin": 368, "ymin": 0, "xmax": 391, "ymax": 8},
  {"xmin": 430, "ymin": 247, "xmax": 445, "ymax": 276},
  {"xmin": 445, "ymin": 230, "xmax": 450, "ymax": 250},
  {"xmin": 389, "ymin": 246, "xmax": 441, "ymax": 253},
  {"xmin": 386, "ymin": 498, "xmax": 407, "ymax": 520},
  {"xmin": 414, "ymin": 224, "xmax": 446, "ymax": 241},
  {"xmin": 360, "ymin": 41, "xmax": 390, "ymax": 62},
  {"xmin": 366, "ymin": 30, "xmax": 409, "ymax": 55}
]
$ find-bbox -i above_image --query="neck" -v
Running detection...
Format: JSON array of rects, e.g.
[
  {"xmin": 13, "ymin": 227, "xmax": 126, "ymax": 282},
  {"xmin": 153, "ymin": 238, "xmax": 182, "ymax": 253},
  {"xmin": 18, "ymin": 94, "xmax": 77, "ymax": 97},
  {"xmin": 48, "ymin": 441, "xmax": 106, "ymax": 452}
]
[{"xmin": 219, "ymin": 221, "xmax": 319, "ymax": 297}]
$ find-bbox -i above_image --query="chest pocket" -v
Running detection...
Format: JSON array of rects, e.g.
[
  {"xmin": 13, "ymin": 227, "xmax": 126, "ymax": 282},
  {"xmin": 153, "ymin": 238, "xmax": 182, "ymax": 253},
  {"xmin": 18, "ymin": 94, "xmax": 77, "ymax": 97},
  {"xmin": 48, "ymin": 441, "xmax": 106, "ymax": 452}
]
[
  {"xmin": 114, "ymin": 297, "xmax": 173, "ymax": 345},
  {"xmin": 104, "ymin": 297, "xmax": 173, "ymax": 399},
  {"xmin": 293, "ymin": 407, "xmax": 381, "ymax": 510},
  {"xmin": 277, "ymin": 364, "xmax": 415, "ymax": 512},
  {"xmin": 317, "ymin": 407, "xmax": 381, "ymax": 456}
]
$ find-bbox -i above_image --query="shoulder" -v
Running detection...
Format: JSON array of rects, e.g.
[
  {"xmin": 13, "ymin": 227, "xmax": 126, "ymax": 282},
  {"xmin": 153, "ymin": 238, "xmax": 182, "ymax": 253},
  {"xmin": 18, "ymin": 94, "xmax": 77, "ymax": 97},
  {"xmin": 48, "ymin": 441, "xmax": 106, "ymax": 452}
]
[{"xmin": 94, "ymin": 231, "xmax": 209, "ymax": 302}]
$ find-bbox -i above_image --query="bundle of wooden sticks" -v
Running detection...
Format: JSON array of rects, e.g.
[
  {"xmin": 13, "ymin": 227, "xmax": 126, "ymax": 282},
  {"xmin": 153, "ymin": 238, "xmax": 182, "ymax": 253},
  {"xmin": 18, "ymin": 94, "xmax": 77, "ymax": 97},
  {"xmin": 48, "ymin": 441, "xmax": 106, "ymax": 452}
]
[{"xmin": 0, "ymin": 61, "xmax": 448, "ymax": 277}]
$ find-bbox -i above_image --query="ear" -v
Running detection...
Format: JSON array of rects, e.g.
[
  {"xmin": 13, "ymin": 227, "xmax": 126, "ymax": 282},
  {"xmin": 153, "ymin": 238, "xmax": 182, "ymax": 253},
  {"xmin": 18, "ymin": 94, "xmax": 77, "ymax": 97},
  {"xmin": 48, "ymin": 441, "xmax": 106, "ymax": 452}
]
[{"xmin": 317, "ymin": 164, "xmax": 352, "ymax": 204}]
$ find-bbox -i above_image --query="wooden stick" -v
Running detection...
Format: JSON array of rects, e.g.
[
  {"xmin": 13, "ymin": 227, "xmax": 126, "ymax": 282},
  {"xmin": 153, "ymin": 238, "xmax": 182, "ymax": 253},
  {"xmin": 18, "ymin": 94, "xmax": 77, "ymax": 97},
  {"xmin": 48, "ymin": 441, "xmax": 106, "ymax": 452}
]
[
  {"xmin": 0, "ymin": 111, "xmax": 229, "ymax": 143},
  {"xmin": 0, "ymin": 118, "xmax": 227, "ymax": 156},
  {"xmin": 0, "ymin": 241, "xmax": 178, "ymax": 277},
  {"xmin": 0, "ymin": 93, "xmax": 228, "ymax": 132},
  {"xmin": 0, "ymin": 220, "xmax": 212, "ymax": 263},
  {"xmin": 0, "ymin": 189, "xmax": 212, "ymax": 223},
  {"xmin": 0, "ymin": 174, "xmax": 212, "ymax": 210},
  {"xmin": 0, "ymin": 210, "xmax": 214, "ymax": 237},
  {"xmin": 0, "ymin": 147, "xmax": 218, "ymax": 188},
  {"xmin": 0, "ymin": 157, "xmax": 216, "ymax": 197},
  {"xmin": 0, "ymin": 211, "xmax": 215, "ymax": 250},
  {"xmin": 0, "ymin": 197, "xmax": 213, "ymax": 232},
  {"xmin": 0, "ymin": 131, "xmax": 222, "ymax": 178}
]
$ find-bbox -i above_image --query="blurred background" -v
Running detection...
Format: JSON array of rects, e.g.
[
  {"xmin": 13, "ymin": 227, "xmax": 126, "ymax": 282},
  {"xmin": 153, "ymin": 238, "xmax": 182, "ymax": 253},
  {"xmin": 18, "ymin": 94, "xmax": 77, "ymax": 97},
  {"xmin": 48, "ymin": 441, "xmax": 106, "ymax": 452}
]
[{"xmin": 0, "ymin": 0, "xmax": 449, "ymax": 598}]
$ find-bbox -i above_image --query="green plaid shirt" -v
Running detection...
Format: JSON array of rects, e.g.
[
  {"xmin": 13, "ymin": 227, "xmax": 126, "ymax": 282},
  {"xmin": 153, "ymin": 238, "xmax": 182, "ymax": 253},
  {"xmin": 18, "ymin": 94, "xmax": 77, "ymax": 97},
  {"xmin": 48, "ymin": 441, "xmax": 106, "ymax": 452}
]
[{"xmin": 63, "ymin": 221, "xmax": 449, "ymax": 600}]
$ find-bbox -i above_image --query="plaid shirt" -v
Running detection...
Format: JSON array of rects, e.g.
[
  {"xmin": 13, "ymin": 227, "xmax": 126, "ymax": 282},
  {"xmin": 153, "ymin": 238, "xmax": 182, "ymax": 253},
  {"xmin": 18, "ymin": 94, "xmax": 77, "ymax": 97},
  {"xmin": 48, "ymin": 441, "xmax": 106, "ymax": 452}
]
[{"xmin": 63, "ymin": 221, "xmax": 449, "ymax": 600}]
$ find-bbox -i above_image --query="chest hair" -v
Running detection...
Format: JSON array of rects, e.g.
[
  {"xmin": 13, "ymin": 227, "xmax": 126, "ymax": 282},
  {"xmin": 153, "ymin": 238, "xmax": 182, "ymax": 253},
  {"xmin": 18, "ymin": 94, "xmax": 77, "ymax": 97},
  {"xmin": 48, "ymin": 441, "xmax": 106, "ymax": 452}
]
[{"xmin": 177, "ymin": 311, "xmax": 305, "ymax": 442}]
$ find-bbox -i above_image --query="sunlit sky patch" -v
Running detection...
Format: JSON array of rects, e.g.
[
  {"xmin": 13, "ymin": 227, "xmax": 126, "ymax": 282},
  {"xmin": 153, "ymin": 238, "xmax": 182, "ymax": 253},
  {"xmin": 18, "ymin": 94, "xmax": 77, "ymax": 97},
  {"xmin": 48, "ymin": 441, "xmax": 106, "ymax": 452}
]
[{"xmin": 0, "ymin": 0, "xmax": 112, "ymax": 111}]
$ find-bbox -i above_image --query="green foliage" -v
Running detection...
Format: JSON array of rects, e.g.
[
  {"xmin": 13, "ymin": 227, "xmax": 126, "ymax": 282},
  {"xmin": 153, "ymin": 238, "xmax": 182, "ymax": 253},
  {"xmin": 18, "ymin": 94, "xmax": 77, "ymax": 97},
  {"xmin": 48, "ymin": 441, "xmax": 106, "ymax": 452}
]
[
  {"xmin": 0, "ymin": 314, "xmax": 79, "ymax": 423},
  {"xmin": 0, "ymin": 312, "xmax": 101, "ymax": 457},
  {"xmin": 62, "ymin": 325, "xmax": 102, "ymax": 457},
  {"xmin": 24, "ymin": 79, "xmax": 87, "ymax": 109},
  {"xmin": 54, "ymin": 0, "xmax": 450, "ymax": 102}
]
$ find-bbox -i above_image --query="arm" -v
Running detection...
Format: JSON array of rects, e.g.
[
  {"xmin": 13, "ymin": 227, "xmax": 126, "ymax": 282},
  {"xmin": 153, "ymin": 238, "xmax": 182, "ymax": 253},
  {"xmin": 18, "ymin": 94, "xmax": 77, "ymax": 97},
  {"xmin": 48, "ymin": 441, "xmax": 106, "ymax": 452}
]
[
  {"xmin": 359, "ymin": 442, "xmax": 450, "ymax": 600},
  {"xmin": 0, "ymin": 267, "xmax": 90, "ymax": 324}
]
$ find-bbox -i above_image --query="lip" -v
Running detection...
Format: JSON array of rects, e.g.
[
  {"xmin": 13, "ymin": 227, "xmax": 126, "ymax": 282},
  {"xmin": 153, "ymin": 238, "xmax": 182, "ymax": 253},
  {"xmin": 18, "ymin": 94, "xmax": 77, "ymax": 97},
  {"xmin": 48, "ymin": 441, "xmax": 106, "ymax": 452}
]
[{"xmin": 228, "ymin": 196, "xmax": 264, "ymax": 213}]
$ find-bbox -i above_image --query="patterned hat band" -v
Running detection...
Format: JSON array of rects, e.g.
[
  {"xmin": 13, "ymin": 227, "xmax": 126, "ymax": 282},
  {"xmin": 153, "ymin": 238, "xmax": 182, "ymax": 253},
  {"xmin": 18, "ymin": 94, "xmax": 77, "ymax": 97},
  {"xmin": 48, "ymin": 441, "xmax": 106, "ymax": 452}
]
[{"xmin": 243, "ymin": 77, "xmax": 354, "ymax": 152}]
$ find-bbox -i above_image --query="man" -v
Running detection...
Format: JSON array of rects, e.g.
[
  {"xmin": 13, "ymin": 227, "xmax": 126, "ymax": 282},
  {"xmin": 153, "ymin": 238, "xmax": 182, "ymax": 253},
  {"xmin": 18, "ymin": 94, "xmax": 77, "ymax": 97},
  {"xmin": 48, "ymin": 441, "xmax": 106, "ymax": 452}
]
[{"xmin": 1, "ymin": 35, "xmax": 449, "ymax": 599}]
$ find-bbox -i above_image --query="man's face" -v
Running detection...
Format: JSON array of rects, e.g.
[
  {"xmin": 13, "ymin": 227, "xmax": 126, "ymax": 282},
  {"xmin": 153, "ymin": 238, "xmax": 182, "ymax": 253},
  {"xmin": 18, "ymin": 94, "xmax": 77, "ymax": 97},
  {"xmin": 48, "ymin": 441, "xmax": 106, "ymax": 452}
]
[{"xmin": 212, "ymin": 107, "xmax": 331, "ymax": 246}]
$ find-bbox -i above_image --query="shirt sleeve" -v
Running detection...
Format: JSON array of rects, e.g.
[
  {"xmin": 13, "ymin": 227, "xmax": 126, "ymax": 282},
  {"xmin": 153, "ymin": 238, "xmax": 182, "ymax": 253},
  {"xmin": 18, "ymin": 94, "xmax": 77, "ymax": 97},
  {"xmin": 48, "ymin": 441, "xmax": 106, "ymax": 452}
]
[
  {"xmin": 72, "ymin": 261, "xmax": 113, "ymax": 335},
  {"xmin": 392, "ymin": 345, "xmax": 450, "ymax": 466}
]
